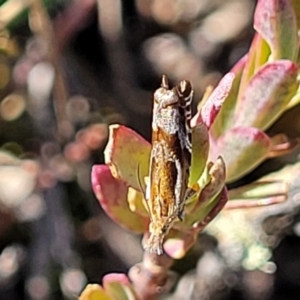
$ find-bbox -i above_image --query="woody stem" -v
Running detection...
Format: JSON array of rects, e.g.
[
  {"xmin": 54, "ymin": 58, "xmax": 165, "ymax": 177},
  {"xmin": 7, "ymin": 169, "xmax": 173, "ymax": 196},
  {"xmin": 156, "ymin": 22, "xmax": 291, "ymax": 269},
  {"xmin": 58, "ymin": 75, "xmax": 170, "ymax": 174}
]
[{"xmin": 128, "ymin": 251, "xmax": 175, "ymax": 300}]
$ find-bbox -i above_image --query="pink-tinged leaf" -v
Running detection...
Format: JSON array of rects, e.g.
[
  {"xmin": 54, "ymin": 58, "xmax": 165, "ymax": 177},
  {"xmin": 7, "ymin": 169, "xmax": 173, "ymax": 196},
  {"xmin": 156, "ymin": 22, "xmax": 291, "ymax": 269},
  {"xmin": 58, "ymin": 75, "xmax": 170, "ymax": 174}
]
[
  {"xmin": 291, "ymin": 0, "xmax": 300, "ymax": 29},
  {"xmin": 199, "ymin": 72, "xmax": 235, "ymax": 129},
  {"xmin": 199, "ymin": 157, "xmax": 226, "ymax": 200},
  {"xmin": 236, "ymin": 39, "xmax": 257, "ymax": 102},
  {"xmin": 164, "ymin": 230, "xmax": 196, "ymax": 259},
  {"xmin": 287, "ymin": 89, "xmax": 300, "ymax": 109},
  {"xmin": 103, "ymin": 274, "xmax": 138, "ymax": 300},
  {"xmin": 237, "ymin": 34, "xmax": 271, "ymax": 102},
  {"xmin": 91, "ymin": 165, "xmax": 148, "ymax": 233},
  {"xmin": 291, "ymin": 0, "xmax": 300, "ymax": 33},
  {"xmin": 190, "ymin": 109, "xmax": 203, "ymax": 128},
  {"xmin": 211, "ymin": 56, "xmax": 247, "ymax": 138},
  {"xmin": 103, "ymin": 274, "xmax": 131, "ymax": 286},
  {"xmin": 226, "ymin": 181, "xmax": 287, "ymax": 209},
  {"xmin": 253, "ymin": 35, "xmax": 272, "ymax": 70},
  {"xmin": 231, "ymin": 54, "xmax": 248, "ymax": 75},
  {"xmin": 189, "ymin": 122, "xmax": 209, "ymax": 186},
  {"xmin": 225, "ymin": 195, "xmax": 286, "ymax": 209},
  {"xmin": 254, "ymin": 0, "xmax": 298, "ymax": 61},
  {"xmin": 104, "ymin": 124, "xmax": 151, "ymax": 191},
  {"xmin": 234, "ymin": 60, "xmax": 298, "ymax": 131},
  {"xmin": 79, "ymin": 284, "xmax": 112, "ymax": 300},
  {"xmin": 229, "ymin": 180, "xmax": 287, "ymax": 200},
  {"xmin": 185, "ymin": 157, "xmax": 227, "ymax": 227},
  {"xmin": 268, "ymin": 134, "xmax": 299, "ymax": 157},
  {"xmin": 216, "ymin": 127, "xmax": 271, "ymax": 182},
  {"xmin": 192, "ymin": 187, "xmax": 228, "ymax": 232},
  {"xmin": 127, "ymin": 187, "xmax": 149, "ymax": 218}
]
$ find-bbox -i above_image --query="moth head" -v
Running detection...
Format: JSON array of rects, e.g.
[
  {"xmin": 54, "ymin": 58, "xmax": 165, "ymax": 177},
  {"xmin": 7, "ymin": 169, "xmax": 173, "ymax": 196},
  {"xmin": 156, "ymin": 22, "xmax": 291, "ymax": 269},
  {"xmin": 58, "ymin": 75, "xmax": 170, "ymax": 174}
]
[{"xmin": 153, "ymin": 75, "xmax": 179, "ymax": 108}]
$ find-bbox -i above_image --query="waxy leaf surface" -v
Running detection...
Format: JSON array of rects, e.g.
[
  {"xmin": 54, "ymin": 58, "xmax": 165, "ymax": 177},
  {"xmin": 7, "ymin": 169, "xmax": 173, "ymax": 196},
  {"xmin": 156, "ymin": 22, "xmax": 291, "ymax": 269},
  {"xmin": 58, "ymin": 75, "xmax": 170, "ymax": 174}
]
[
  {"xmin": 236, "ymin": 34, "xmax": 271, "ymax": 105},
  {"xmin": 226, "ymin": 181, "xmax": 287, "ymax": 209},
  {"xmin": 211, "ymin": 56, "xmax": 246, "ymax": 137},
  {"xmin": 164, "ymin": 230, "xmax": 196, "ymax": 259},
  {"xmin": 189, "ymin": 122, "xmax": 209, "ymax": 186},
  {"xmin": 103, "ymin": 274, "xmax": 138, "ymax": 300},
  {"xmin": 216, "ymin": 127, "xmax": 271, "ymax": 182},
  {"xmin": 79, "ymin": 284, "xmax": 111, "ymax": 300},
  {"xmin": 291, "ymin": 0, "xmax": 300, "ymax": 30},
  {"xmin": 198, "ymin": 72, "xmax": 235, "ymax": 130},
  {"xmin": 234, "ymin": 60, "xmax": 298, "ymax": 131},
  {"xmin": 104, "ymin": 125, "xmax": 151, "ymax": 191},
  {"xmin": 254, "ymin": 0, "xmax": 298, "ymax": 61},
  {"xmin": 185, "ymin": 158, "xmax": 227, "ymax": 227},
  {"xmin": 192, "ymin": 187, "xmax": 228, "ymax": 232},
  {"xmin": 91, "ymin": 165, "xmax": 148, "ymax": 233}
]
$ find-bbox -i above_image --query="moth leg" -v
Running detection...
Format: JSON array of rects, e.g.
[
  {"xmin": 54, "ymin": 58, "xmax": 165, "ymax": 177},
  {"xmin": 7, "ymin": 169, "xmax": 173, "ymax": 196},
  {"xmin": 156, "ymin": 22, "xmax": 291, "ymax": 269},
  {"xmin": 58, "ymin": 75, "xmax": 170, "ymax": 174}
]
[
  {"xmin": 185, "ymin": 187, "xmax": 197, "ymax": 202},
  {"xmin": 178, "ymin": 207, "xmax": 185, "ymax": 221},
  {"xmin": 178, "ymin": 127, "xmax": 192, "ymax": 153},
  {"xmin": 177, "ymin": 188, "xmax": 196, "ymax": 220},
  {"xmin": 185, "ymin": 136, "xmax": 192, "ymax": 153},
  {"xmin": 183, "ymin": 128, "xmax": 192, "ymax": 153}
]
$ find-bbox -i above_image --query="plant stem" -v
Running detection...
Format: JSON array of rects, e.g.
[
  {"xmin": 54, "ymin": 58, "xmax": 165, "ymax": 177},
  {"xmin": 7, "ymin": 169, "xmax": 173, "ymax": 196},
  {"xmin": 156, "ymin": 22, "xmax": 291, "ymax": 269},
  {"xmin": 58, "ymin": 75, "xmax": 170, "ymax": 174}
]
[
  {"xmin": 30, "ymin": 0, "xmax": 72, "ymax": 141},
  {"xmin": 129, "ymin": 251, "xmax": 176, "ymax": 300}
]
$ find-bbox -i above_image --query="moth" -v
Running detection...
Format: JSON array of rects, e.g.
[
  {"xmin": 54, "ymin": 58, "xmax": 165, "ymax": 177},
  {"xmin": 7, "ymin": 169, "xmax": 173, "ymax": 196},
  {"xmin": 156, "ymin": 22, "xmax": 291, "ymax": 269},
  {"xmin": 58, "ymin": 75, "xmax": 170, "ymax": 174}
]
[{"xmin": 144, "ymin": 75, "xmax": 193, "ymax": 255}]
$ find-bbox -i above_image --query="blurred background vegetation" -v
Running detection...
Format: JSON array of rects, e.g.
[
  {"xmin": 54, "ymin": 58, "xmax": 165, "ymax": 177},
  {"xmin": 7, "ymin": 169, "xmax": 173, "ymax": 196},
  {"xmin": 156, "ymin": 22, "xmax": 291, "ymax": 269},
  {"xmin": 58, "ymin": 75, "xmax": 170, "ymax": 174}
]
[{"xmin": 1, "ymin": 0, "xmax": 300, "ymax": 299}]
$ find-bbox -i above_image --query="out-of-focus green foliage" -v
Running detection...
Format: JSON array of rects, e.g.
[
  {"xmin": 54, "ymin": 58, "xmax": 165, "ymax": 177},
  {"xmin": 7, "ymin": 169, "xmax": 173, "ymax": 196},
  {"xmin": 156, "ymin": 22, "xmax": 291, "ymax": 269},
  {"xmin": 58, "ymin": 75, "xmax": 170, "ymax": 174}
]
[
  {"xmin": 0, "ymin": 0, "xmax": 68, "ymax": 30},
  {"xmin": 79, "ymin": 274, "xmax": 138, "ymax": 300},
  {"xmin": 87, "ymin": 0, "xmax": 300, "ymax": 297}
]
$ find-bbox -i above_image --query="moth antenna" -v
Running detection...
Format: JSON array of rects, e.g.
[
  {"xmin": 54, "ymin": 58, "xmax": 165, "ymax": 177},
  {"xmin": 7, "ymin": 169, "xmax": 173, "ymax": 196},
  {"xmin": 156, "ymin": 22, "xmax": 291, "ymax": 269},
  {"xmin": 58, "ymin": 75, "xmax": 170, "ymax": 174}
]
[
  {"xmin": 177, "ymin": 80, "xmax": 192, "ymax": 97},
  {"xmin": 176, "ymin": 79, "xmax": 193, "ymax": 142},
  {"xmin": 161, "ymin": 75, "xmax": 169, "ymax": 89}
]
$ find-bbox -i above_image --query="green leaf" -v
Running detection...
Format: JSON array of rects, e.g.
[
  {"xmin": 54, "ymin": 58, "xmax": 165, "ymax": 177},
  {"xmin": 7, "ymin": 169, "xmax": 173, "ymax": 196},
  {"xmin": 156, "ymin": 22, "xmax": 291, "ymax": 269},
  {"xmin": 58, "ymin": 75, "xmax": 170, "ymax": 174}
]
[
  {"xmin": 287, "ymin": 85, "xmax": 300, "ymax": 109},
  {"xmin": 127, "ymin": 187, "xmax": 149, "ymax": 218},
  {"xmin": 0, "ymin": 0, "xmax": 65, "ymax": 31},
  {"xmin": 234, "ymin": 60, "xmax": 298, "ymax": 131},
  {"xmin": 291, "ymin": 0, "xmax": 300, "ymax": 30},
  {"xmin": 103, "ymin": 274, "xmax": 138, "ymax": 300},
  {"xmin": 217, "ymin": 127, "xmax": 271, "ymax": 182},
  {"xmin": 0, "ymin": 149, "xmax": 20, "ymax": 165},
  {"xmin": 198, "ymin": 72, "xmax": 235, "ymax": 130},
  {"xmin": 229, "ymin": 181, "xmax": 287, "ymax": 200},
  {"xmin": 79, "ymin": 284, "xmax": 112, "ymax": 300},
  {"xmin": 189, "ymin": 123, "xmax": 209, "ymax": 186},
  {"xmin": 254, "ymin": 0, "xmax": 298, "ymax": 61},
  {"xmin": 91, "ymin": 165, "xmax": 148, "ymax": 233},
  {"xmin": 226, "ymin": 181, "xmax": 287, "ymax": 209},
  {"xmin": 237, "ymin": 34, "xmax": 271, "ymax": 103},
  {"xmin": 104, "ymin": 124, "xmax": 151, "ymax": 191},
  {"xmin": 253, "ymin": 34, "xmax": 272, "ymax": 70},
  {"xmin": 211, "ymin": 56, "xmax": 246, "ymax": 137},
  {"xmin": 192, "ymin": 187, "xmax": 228, "ymax": 232},
  {"xmin": 164, "ymin": 230, "xmax": 196, "ymax": 259},
  {"xmin": 184, "ymin": 157, "xmax": 226, "ymax": 226},
  {"xmin": 291, "ymin": 0, "xmax": 300, "ymax": 65}
]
